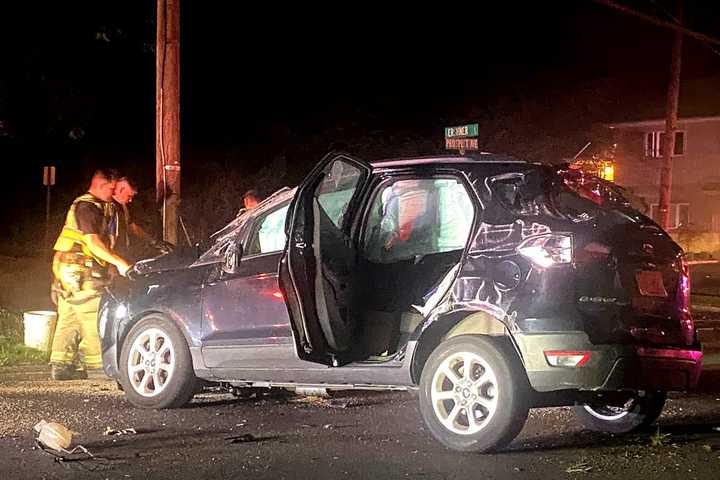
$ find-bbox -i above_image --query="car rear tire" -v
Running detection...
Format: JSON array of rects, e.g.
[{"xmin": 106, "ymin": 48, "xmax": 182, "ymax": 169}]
[
  {"xmin": 418, "ymin": 335, "xmax": 529, "ymax": 452},
  {"xmin": 119, "ymin": 315, "xmax": 198, "ymax": 409},
  {"xmin": 574, "ymin": 391, "xmax": 666, "ymax": 433}
]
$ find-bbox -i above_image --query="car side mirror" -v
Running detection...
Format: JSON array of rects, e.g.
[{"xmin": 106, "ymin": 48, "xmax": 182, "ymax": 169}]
[{"xmin": 222, "ymin": 242, "xmax": 243, "ymax": 275}]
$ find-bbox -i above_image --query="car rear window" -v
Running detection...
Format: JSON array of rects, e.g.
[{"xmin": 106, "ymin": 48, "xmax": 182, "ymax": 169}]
[{"xmin": 488, "ymin": 166, "xmax": 634, "ymax": 221}]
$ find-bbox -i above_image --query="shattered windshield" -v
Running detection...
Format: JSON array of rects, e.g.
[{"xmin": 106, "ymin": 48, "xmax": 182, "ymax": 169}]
[
  {"xmin": 194, "ymin": 224, "xmax": 241, "ymax": 266},
  {"xmin": 488, "ymin": 166, "xmax": 633, "ymax": 222}
]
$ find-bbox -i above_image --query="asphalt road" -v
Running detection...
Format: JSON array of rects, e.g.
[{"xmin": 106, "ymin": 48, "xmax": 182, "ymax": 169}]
[{"xmin": 1, "ymin": 375, "xmax": 720, "ymax": 480}]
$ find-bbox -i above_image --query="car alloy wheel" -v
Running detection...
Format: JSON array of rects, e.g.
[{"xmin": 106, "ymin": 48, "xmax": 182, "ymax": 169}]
[
  {"xmin": 126, "ymin": 327, "xmax": 176, "ymax": 398},
  {"xmin": 430, "ymin": 351, "xmax": 499, "ymax": 435}
]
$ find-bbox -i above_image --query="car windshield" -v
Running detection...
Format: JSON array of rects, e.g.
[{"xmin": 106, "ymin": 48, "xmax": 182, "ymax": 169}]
[{"xmin": 194, "ymin": 223, "xmax": 242, "ymax": 266}]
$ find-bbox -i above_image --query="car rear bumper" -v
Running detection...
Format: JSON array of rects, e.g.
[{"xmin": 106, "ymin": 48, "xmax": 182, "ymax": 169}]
[
  {"xmin": 515, "ymin": 332, "xmax": 703, "ymax": 393},
  {"xmin": 612, "ymin": 346, "xmax": 703, "ymax": 391}
]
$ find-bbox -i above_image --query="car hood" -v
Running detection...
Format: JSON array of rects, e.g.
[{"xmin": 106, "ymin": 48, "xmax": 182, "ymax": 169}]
[{"xmin": 131, "ymin": 247, "xmax": 200, "ymax": 276}]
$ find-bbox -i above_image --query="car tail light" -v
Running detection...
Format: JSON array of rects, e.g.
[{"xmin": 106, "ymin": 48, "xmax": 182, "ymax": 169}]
[
  {"xmin": 544, "ymin": 350, "xmax": 592, "ymax": 367},
  {"xmin": 677, "ymin": 254, "xmax": 694, "ymax": 345},
  {"xmin": 517, "ymin": 234, "xmax": 573, "ymax": 268}
]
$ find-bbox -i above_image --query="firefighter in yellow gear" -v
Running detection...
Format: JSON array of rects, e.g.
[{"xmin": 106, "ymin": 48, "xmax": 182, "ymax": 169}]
[{"xmin": 50, "ymin": 169, "xmax": 131, "ymax": 380}]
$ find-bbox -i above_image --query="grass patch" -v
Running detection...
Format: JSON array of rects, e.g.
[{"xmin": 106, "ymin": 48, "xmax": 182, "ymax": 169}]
[
  {"xmin": 0, "ymin": 307, "xmax": 48, "ymax": 366},
  {"xmin": 0, "ymin": 306, "xmax": 23, "ymax": 340},
  {"xmin": 0, "ymin": 337, "xmax": 48, "ymax": 366}
]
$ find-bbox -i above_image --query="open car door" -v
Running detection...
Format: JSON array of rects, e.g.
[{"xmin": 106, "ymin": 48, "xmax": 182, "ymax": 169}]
[{"xmin": 279, "ymin": 153, "xmax": 372, "ymax": 365}]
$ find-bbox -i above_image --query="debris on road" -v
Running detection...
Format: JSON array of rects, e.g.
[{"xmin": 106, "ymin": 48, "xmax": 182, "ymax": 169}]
[
  {"xmin": 289, "ymin": 395, "xmax": 331, "ymax": 407},
  {"xmin": 294, "ymin": 387, "xmax": 329, "ymax": 397},
  {"xmin": 565, "ymin": 460, "xmax": 593, "ymax": 473},
  {"xmin": 34, "ymin": 420, "xmax": 74, "ymax": 451},
  {"xmin": 103, "ymin": 427, "xmax": 137, "ymax": 436},
  {"xmin": 225, "ymin": 433, "xmax": 257, "ymax": 444},
  {"xmin": 287, "ymin": 394, "xmax": 351, "ymax": 408},
  {"xmin": 34, "ymin": 420, "xmax": 96, "ymax": 463}
]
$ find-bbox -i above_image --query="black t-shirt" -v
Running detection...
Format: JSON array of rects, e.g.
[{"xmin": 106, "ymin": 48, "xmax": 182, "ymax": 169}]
[
  {"xmin": 113, "ymin": 202, "xmax": 131, "ymax": 256},
  {"xmin": 75, "ymin": 201, "xmax": 105, "ymax": 236}
]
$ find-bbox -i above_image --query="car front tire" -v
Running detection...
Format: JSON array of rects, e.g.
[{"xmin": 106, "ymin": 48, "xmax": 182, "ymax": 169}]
[
  {"xmin": 418, "ymin": 335, "xmax": 529, "ymax": 452},
  {"xmin": 119, "ymin": 315, "xmax": 198, "ymax": 409}
]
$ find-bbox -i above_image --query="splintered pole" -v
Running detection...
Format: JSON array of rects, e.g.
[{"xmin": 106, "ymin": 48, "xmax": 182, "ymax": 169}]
[
  {"xmin": 156, "ymin": 0, "xmax": 180, "ymax": 245},
  {"xmin": 658, "ymin": 0, "xmax": 683, "ymax": 230}
]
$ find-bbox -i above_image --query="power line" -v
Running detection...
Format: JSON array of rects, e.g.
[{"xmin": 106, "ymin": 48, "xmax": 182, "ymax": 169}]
[
  {"xmin": 646, "ymin": 0, "xmax": 720, "ymax": 58},
  {"xmin": 593, "ymin": 0, "xmax": 720, "ymax": 47}
]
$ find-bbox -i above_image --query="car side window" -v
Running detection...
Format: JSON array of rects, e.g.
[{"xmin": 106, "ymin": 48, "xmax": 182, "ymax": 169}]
[
  {"xmin": 362, "ymin": 178, "xmax": 474, "ymax": 263},
  {"xmin": 489, "ymin": 171, "xmax": 546, "ymax": 217},
  {"xmin": 245, "ymin": 203, "xmax": 290, "ymax": 256}
]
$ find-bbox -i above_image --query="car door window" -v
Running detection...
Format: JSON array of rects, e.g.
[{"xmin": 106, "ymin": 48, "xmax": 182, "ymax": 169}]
[
  {"xmin": 363, "ymin": 178, "xmax": 474, "ymax": 263},
  {"xmin": 315, "ymin": 160, "xmax": 363, "ymax": 229},
  {"xmin": 246, "ymin": 203, "xmax": 290, "ymax": 256}
]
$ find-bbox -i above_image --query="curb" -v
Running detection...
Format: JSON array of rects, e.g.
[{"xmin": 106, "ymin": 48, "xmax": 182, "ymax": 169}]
[{"xmin": 693, "ymin": 305, "xmax": 720, "ymax": 313}]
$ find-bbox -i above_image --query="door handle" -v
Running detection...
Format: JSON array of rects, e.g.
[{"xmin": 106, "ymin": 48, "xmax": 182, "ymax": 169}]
[{"xmin": 295, "ymin": 242, "xmax": 307, "ymax": 249}]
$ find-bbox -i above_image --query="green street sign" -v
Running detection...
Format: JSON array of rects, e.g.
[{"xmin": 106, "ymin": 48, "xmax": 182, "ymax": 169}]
[{"xmin": 445, "ymin": 123, "xmax": 479, "ymax": 138}]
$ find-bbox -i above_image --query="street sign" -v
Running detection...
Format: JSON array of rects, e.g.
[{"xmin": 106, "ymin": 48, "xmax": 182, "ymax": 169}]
[
  {"xmin": 43, "ymin": 166, "xmax": 56, "ymax": 186},
  {"xmin": 43, "ymin": 166, "xmax": 56, "ymax": 248},
  {"xmin": 445, "ymin": 138, "xmax": 479, "ymax": 151},
  {"xmin": 445, "ymin": 123, "xmax": 479, "ymax": 139},
  {"xmin": 445, "ymin": 123, "xmax": 479, "ymax": 153}
]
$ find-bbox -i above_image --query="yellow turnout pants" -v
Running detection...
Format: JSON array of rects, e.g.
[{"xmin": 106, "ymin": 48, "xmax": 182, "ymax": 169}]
[{"xmin": 50, "ymin": 282, "xmax": 103, "ymax": 369}]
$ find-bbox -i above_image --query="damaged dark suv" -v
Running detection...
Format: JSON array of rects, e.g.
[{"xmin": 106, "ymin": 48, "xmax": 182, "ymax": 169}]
[{"xmin": 100, "ymin": 153, "xmax": 702, "ymax": 452}]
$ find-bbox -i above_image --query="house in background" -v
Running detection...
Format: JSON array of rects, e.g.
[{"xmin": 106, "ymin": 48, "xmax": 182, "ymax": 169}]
[{"xmin": 606, "ymin": 115, "xmax": 720, "ymax": 255}]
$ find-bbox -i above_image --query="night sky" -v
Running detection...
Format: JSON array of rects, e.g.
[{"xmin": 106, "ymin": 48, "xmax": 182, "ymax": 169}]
[{"xmin": 1, "ymin": 0, "xmax": 719, "ymax": 250}]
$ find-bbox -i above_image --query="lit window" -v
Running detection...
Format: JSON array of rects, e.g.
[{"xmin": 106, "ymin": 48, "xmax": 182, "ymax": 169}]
[{"xmin": 645, "ymin": 131, "xmax": 685, "ymax": 158}]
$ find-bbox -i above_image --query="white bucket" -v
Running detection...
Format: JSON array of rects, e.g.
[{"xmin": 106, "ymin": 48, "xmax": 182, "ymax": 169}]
[{"xmin": 23, "ymin": 311, "xmax": 58, "ymax": 352}]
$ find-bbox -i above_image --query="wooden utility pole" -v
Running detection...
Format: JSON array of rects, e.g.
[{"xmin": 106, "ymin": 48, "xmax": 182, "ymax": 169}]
[
  {"xmin": 658, "ymin": 0, "xmax": 683, "ymax": 230},
  {"xmin": 156, "ymin": 0, "xmax": 180, "ymax": 245}
]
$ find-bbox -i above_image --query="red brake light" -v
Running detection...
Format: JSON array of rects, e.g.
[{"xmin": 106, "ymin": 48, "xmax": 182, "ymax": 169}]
[{"xmin": 544, "ymin": 351, "xmax": 592, "ymax": 367}]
